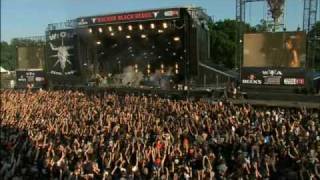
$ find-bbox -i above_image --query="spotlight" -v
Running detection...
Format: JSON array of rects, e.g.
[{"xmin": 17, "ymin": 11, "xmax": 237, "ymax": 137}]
[
  {"xmin": 96, "ymin": 41, "xmax": 101, "ymax": 45},
  {"xmin": 110, "ymin": 32, "xmax": 115, "ymax": 36},
  {"xmin": 108, "ymin": 26, "xmax": 113, "ymax": 32},
  {"xmin": 163, "ymin": 22, "xmax": 168, "ymax": 29},
  {"xmin": 173, "ymin": 37, "xmax": 180, "ymax": 41},
  {"xmin": 126, "ymin": 35, "xmax": 131, "ymax": 39},
  {"xmin": 118, "ymin": 26, "xmax": 123, "ymax": 31},
  {"xmin": 128, "ymin": 25, "xmax": 133, "ymax": 31},
  {"xmin": 175, "ymin": 63, "xmax": 179, "ymax": 69},
  {"xmin": 141, "ymin": 34, "xmax": 147, "ymax": 38},
  {"xmin": 98, "ymin": 27, "xmax": 103, "ymax": 33},
  {"xmin": 88, "ymin": 28, "xmax": 93, "ymax": 33},
  {"xmin": 175, "ymin": 69, "xmax": 179, "ymax": 74},
  {"xmin": 150, "ymin": 23, "xmax": 155, "ymax": 29},
  {"xmin": 139, "ymin": 24, "xmax": 143, "ymax": 30},
  {"xmin": 158, "ymin": 30, "xmax": 164, "ymax": 33}
]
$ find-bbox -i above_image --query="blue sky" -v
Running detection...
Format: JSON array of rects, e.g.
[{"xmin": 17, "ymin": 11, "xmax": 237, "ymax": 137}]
[{"xmin": 1, "ymin": 0, "xmax": 317, "ymax": 42}]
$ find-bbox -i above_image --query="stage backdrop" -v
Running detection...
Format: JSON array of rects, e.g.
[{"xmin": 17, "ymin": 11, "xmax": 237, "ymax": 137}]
[{"xmin": 46, "ymin": 29, "xmax": 78, "ymax": 76}]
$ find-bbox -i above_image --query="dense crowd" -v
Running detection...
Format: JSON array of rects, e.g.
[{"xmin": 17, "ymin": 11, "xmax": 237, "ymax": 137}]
[{"xmin": 1, "ymin": 90, "xmax": 320, "ymax": 180}]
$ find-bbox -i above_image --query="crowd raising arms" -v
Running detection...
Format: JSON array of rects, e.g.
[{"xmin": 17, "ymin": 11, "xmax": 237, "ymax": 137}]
[{"xmin": 0, "ymin": 90, "xmax": 320, "ymax": 180}]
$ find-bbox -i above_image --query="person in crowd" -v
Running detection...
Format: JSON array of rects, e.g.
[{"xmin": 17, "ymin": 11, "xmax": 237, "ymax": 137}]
[{"xmin": 1, "ymin": 89, "xmax": 319, "ymax": 179}]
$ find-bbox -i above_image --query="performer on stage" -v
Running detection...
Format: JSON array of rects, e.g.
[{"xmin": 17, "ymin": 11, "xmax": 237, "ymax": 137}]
[{"xmin": 284, "ymin": 38, "xmax": 300, "ymax": 68}]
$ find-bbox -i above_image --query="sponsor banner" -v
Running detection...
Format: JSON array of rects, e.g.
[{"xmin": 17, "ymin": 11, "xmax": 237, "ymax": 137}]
[
  {"xmin": 16, "ymin": 70, "xmax": 46, "ymax": 88},
  {"xmin": 77, "ymin": 8, "xmax": 180, "ymax": 25},
  {"xmin": 241, "ymin": 67, "xmax": 305, "ymax": 86},
  {"xmin": 46, "ymin": 29, "xmax": 78, "ymax": 76},
  {"xmin": 283, "ymin": 78, "xmax": 305, "ymax": 85}
]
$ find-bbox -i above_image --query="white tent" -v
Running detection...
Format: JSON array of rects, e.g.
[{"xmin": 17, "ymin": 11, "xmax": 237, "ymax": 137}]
[{"xmin": 0, "ymin": 66, "xmax": 10, "ymax": 74}]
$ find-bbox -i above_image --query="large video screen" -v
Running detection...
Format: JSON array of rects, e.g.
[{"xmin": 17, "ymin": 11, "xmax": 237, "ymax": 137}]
[
  {"xmin": 17, "ymin": 47, "xmax": 44, "ymax": 69},
  {"xmin": 243, "ymin": 32, "xmax": 306, "ymax": 68}
]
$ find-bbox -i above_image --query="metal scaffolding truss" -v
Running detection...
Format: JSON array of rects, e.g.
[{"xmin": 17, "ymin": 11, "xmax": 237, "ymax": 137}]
[
  {"xmin": 235, "ymin": 0, "xmax": 265, "ymax": 70},
  {"xmin": 303, "ymin": 0, "xmax": 319, "ymax": 71}
]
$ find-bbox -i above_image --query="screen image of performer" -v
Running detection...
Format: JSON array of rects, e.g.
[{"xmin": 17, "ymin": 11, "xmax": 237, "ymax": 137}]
[{"xmin": 285, "ymin": 38, "xmax": 300, "ymax": 68}]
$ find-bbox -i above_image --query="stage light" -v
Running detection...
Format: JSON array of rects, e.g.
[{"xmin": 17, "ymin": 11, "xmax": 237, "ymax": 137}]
[
  {"xmin": 150, "ymin": 23, "xmax": 155, "ymax": 29},
  {"xmin": 110, "ymin": 32, "xmax": 115, "ymax": 36},
  {"xmin": 98, "ymin": 27, "xmax": 103, "ymax": 33},
  {"xmin": 161, "ymin": 64, "xmax": 164, "ymax": 69},
  {"xmin": 158, "ymin": 30, "xmax": 164, "ymax": 33},
  {"xmin": 141, "ymin": 34, "xmax": 147, "ymax": 38},
  {"xmin": 128, "ymin": 25, "xmax": 133, "ymax": 31},
  {"xmin": 175, "ymin": 63, "xmax": 179, "ymax": 69},
  {"xmin": 173, "ymin": 37, "xmax": 180, "ymax": 41},
  {"xmin": 139, "ymin": 24, "xmax": 143, "ymax": 30},
  {"xmin": 173, "ymin": 52, "xmax": 177, "ymax": 56},
  {"xmin": 96, "ymin": 41, "xmax": 101, "ymax": 45},
  {"xmin": 118, "ymin": 26, "xmax": 123, "ymax": 31},
  {"xmin": 88, "ymin": 28, "xmax": 93, "ymax": 33},
  {"xmin": 126, "ymin": 35, "xmax": 131, "ymax": 39},
  {"xmin": 108, "ymin": 26, "xmax": 113, "ymax": 32},
  {"xmin": 163, "ymin": 22, "xmax": 168, "ymax": 29},
  {"xmin": 175, "ymin": 69, "xmax": 179, "ymax": 74}
]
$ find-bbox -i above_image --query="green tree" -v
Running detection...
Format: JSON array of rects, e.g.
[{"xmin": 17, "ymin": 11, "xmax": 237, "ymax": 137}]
[
  {"xmin": 209, "ymin": 19, "xmax": 256, "ymax": 69},
  {"xmin": 0, "ymin": 41, "xmax": 16, "ymax": 70}
]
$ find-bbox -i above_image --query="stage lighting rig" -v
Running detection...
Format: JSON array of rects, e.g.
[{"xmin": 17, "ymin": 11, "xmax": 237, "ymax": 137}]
[
  {"xmin": 163, "ymin": 22, "xmax": 168, "ymax": 29},
  {"xmin": 139, "ymin": 24, "xmax": 144, "ymax": 30},
  {"xmin": 173, "ymin": 37, "xmax": 180, "ymax": 41}
]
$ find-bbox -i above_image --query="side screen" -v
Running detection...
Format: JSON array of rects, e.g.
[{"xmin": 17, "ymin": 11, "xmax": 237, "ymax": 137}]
[{"xmin": 243, "ymin": 31, "xmax": 306, "ymax": 68}]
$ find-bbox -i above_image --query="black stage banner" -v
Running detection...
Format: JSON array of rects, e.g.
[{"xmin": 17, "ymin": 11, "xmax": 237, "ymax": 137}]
[
  {"xmin": 47, "ymin": 29, "xmax": 78, "ymax": 76},
  {"xmin": 241, "ymin": 67, "xmax": 305, "ymax": 86},
  {"xmin": 77, "ymin": 8, "xmax": 180, "ymax": 26},
  {"xmin": 16, "ymin": 70, "xmax": 45, "ymax": 88}
]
